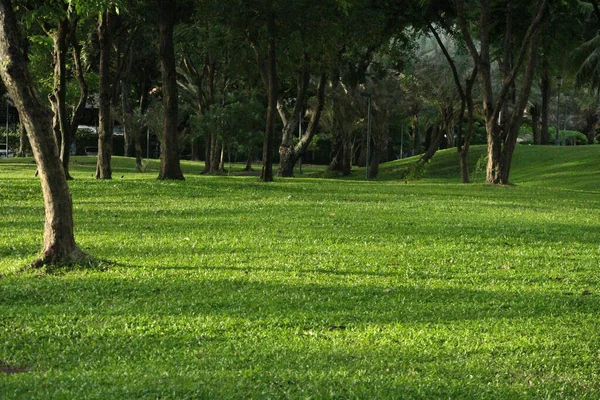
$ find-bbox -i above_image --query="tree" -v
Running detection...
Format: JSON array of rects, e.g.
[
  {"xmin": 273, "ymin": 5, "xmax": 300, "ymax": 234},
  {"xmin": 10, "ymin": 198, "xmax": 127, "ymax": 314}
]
[
  {"xmin": 157, "ymin": 0, "xmax": 184, "ymax": 180},
  {"xmin": 96, "ymin": 8, "xmax": 116, "ymax": 179},
  {"xmin": 0, "ymin": 0, "xmax": 88, "ymax": 266},
  {"xmin": 428, "ymin": 25, "xmax": 478, "ymax": 183},
  {"xmin": 455, "ymin": 0, "xmax": 548, "ymax": 184}
]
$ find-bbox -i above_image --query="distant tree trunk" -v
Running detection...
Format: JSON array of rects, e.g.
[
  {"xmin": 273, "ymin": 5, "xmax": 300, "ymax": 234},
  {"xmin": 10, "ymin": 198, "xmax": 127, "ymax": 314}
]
[
  {"xmin": 540, "ymin": 69, "xmax": 551, "ymax": 145},
  {"xmin": 202, "ymin": 133, "xmax": 211, "ymax": 173},
  {"xmin": 209, "ymin": 134, "xmax": 220, "ymax": 173},
  {"xmin": 17, "ymin": 123, "xmax": 28, "ymax": 156},
  {"xmin": 419, "ymin": 124, "xmax": 443, "ymax": 165},
  {"xmin": 260, "ymin": 12, "xmax": 276, "ymax": 182},
  {"xmin": 411, "ymin": 114, "xmax": 420, "ymax": 155},
  {"xmin": 157, "ymin": 0, "xmax": 184, "ymax": 180},
  {"xmin": 328, "ymin": 82, "xmax": 344, "ymax": 173},
  {"xmin": 342, "ymin": 139, "xmax": 352, "ymax": 176},
  {"xmin": 68, "ymin": 19, "xmax": 88, "ymax": 163},
  {"xmin": 96, "ymin": 10, "xmax": 115, "ymax": 180},
  {"xmin": 357, "ymin": 132, "xmax": 367, "ymax": 167},
  {"xmin": 498, "ymin": 30, "xmax": 541, "ymax": 183},
  {"xmin": 244, "ymin": 148, "xmax": 253, "ymax": 171},
  {"xmin": 278, "ymin": 57, "xmax": 309, "ymax": 177},
  {"xmin": 329, "ymin": 134, "xmax": 343, "ymax": 172},
  {"xmin": 531, "ymin": 103, "xmax": 540, "ymax": 144},
  {"xmin": 0, "ymin": 0, "xmax": 87, "ymax": 266},
  {"xmin": 369, "ymin": 133, "xmax": 388, "ymax": 179},
  {"xmin": 134, "ymin": 78, "xmax": 149, "ymax": 172},
  {"xmin": 429, "ymin": 24, "xmax": 477, "ymax": 183}
]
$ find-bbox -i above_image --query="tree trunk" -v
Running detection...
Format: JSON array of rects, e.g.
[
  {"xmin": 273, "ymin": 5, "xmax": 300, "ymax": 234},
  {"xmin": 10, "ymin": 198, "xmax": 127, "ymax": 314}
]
[
  {"xmin": 202, "ymin": 133, "xmax": 211, "ymax": 173},
  {"xmin": 219, "ymin": 145, "xmax": 225, "ymax": 173},
  {"xmin": 209, "ymin": 134, "xmax": 220, "ymax": 174},
  {"xmin": 50, "ymin": 18, "xmax": 73, "ymax": 180},
  {"xmin": 278, "ymin": 57, "xmax": 310, "ymax": 177},
  {"xmin": 455, "ymin": 0, "xmax": 547, "ymax": 184},
  {"xmin": 342, "ymin": 138, "xmax": 352, "ymax": 176},
  {"xmin": 531, "ymin": 103, "xmax": 540, "ymax": 144},
  {"xmin": 133, "ymin": 78, "xmax": 149, "ymax": 172},
  {"xmin": 68, "ymin": 19, "xmax": 88, "ymax": 165},
  {"xmin": 497, "ymin": 27, "xmax": 541, "ymax": 184},
  {"xmin": 368, "ymin": 133, "xmax": 388, "ymax": 179},
  {"xmin": 540, "ymin": 71, "xmax": 551, "ymax": 145},
  {"xmin": 17, "ymin": 122, "xmax": 27, "ymax": 156},
  {"xmin": 357, "ymin": 132, "xmax": 367, "ymax": 167},
  {"xmin": 0, "ymin": 0, "xmax": 87, "ymax": 266},
  {"xmin": 260, "ymin": 12, "xmax": 276, "ymax": 182},
  {"xmin": 96, "ymin": 10, "xmax": 115, "ymax": 180},
  {"xmin": 280, "ymin": 73, "xmax": 327, "ymax": 176},
  {"xmin": 244, "ymin": 148, "xmax": 253, "ymax": 171},
  {"xmin": 157, "ymin": 0, "xmax": 184, "ymax": 180},
  {"xmin": 411, "ymin": 114, "xmax": 420, "ymax": 155},
  {"xmin": 328, "ymin": 133, "xmax": 343, "ymax": 172},
  {"xmin": 419, "ymin": 124, "xmax": 443, "ymax": 165}
]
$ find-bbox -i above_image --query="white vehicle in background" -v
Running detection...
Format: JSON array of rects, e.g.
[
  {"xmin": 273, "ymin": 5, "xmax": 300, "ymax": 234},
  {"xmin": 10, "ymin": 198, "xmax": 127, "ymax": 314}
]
[
  {"xmin": 77, "ymin": 125, "xmax": 97, "ymax": 134},
  {"xmin": 0, "ymin": 144, "xmax": 14, "ymax": 158}
]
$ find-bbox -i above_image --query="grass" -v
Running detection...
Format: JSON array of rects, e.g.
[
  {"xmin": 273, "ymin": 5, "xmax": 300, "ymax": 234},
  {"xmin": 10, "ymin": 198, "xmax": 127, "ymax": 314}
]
[{"xmin": 0, "ymin": 146, "xmax": 599, "ymax": 398}]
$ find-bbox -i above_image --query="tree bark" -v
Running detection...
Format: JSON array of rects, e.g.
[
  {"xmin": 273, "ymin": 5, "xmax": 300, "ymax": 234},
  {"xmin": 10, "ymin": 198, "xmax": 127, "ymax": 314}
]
[
  {"xmin": 0, "ymin": 0, "xmax": 87, "ymax": 266},
  {"xmin": 157, "ymin": 0, "xmax": 184, "ymax": 180},
  {"xmin": 96, "ymin": 10, "xmax": 115, "ymax": 179}
]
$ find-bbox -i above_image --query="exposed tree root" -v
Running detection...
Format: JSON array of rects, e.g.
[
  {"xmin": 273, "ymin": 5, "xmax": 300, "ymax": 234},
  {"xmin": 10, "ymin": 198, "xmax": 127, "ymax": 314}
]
[{"xmin": 23, "ymin": 247, "xmax": 108, "ymax": 274}]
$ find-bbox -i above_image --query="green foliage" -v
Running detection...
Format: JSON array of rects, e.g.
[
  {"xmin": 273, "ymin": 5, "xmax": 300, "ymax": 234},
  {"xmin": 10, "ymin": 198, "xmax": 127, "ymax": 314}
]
[{"xmin": 1, "ymin": 149, "xmax": 600, "ymax": 397}]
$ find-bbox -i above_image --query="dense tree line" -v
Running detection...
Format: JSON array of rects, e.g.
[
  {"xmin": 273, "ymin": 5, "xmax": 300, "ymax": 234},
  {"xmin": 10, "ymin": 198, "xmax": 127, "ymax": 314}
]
[{"xmin": 0, "ymin": 0, "xmax": 597, "ymax": 266}]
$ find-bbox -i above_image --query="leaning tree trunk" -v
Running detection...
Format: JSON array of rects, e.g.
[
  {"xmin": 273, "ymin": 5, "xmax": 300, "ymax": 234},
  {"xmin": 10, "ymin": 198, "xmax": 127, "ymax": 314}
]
[
  {"xmin": 280, "ymin": 73, "xmax": 327, "ymax": 176},
  {"xmin": 157, "ymin": 0, "xmax": 184, "ymax": 180},
  {"xmin": 96, "ymin": 10, "xmax": 115, "ymax": 180},
  {"xmin": 0, "ymin": 0, "xmax": 87, "ymax": 266}
]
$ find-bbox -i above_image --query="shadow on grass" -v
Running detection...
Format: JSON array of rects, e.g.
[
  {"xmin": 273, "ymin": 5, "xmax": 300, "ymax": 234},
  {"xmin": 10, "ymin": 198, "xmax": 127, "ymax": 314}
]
[{"xmin": 2, "ymin": 270, "xmax": 597, "ymax": 326}]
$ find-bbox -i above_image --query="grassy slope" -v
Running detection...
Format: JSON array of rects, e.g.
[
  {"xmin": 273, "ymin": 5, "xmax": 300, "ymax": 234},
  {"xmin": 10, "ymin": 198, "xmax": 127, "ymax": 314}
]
[
  {"xmin": 0, "ymin": 148, "xmax": 599, "ymax": 398},
  {"xmin": 376, "ymin": 145, "xmax": 600, "ymax": 192}
]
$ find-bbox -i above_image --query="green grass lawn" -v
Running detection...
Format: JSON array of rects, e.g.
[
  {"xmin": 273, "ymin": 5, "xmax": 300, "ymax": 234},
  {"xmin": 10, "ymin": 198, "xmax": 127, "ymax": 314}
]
[{"xmin": 0, "ymin": 146, "xmax": 599, "ymax": 398}]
